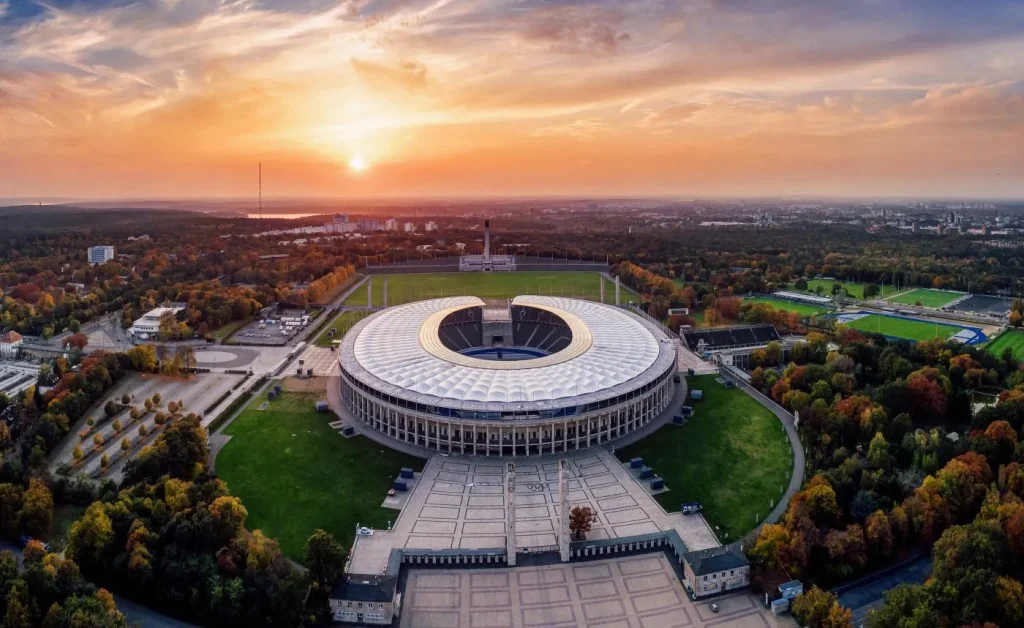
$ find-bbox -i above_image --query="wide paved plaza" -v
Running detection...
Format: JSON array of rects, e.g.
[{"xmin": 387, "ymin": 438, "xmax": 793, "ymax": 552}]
[
  {"xmin": 400, "ymin": 553, "xmax": 784, "ymax": 628},
  {"xmin": 349, "ymin": 448, "xmax": 719, "ymax": 574}
]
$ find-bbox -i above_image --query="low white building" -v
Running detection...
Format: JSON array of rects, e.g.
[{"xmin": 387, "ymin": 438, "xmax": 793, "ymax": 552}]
[
  {"xmin": 682, "ymin": 547, "xmax": 750, "ymax": 598},
  {"xmin": 385, "ymin": 218, "xmax": 398, "ymax": 231},
  {"xmin": 128, "ymin": 306, "xmax": 184, "ymax": 340},
  {"xmin": 403, "ymin": 222, "xmax": 416, "ymax": 233},
  {"xmin": 0, "ymin": 331, "xmax": 24, "ymax": 359},
  {"xmin": 329, "ymin": 575, "xmax": 400, "ymax": 625},
  {"xmin": 425, "ymin": 221, "xmax": 438, "ymax": 232}
]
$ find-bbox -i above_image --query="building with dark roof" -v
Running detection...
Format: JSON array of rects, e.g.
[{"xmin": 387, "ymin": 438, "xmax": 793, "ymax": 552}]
[
  {"xmin": 329, "ymin": 574, "xmax": 400, "ymax": 625},
  {"xmin": 681, "ymin": 547, "xmax": 750, "ymax": 598}
]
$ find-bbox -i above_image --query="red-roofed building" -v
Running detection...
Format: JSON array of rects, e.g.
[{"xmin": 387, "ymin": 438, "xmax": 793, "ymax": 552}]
[{"xmin": 0, "ymin": 331, "xmax": 24, "ymax": 358}]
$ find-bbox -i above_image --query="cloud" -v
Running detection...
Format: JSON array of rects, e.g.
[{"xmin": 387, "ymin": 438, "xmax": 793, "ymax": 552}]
[
  {"xmin": 532, "ymin": 118, "xmax": 609, "ymax": 141},
  {"xmin": 351, "ymin": 58, "xmax": 428, "ymax": 92},
  {"xmin": 638, "ymin": 103, "xmax": 705, "ymax": 128}
]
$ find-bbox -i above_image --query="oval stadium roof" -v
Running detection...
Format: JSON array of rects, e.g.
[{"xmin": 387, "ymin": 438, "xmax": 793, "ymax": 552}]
[{"xmin": 340, "ymin": 296, "xmax": 675, "ymax": 410}]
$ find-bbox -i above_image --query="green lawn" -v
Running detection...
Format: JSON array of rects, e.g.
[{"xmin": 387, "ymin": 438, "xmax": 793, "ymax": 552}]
[
  {"xmin": 343, "ymin": 272, "xmax": 613, "ymax": 307},
  {"xmin": 313, "ymin": 310, "xmax": 372, "ymax": 347},
  {"xmin": 886, "ymin": 288, "xmax": 965, "ymax": 308},
  {"xmin": 790, "ymin": 279, "xmax": 896, "ymax": 300},
  {"xmin": 744, "ymin": 297, "xmax": 829, "ymax": 317},
  {"xmin": 47, "ymin": 504, "xmax": 87, "ymax": 552},
  {"xmin": 844, "ymin": 313, "xmax": 964, "ymax": 342},
  {"xmin": 986, "ymin": 330, "xmax": 1024, "ymax": 363},
  {"xmin": 211, "ymin": 319, "xmax": 249, "ymax": 341},
  {"xmin": 216, "ymin": 390, "xmax": 425, "ymax": 561},
  {"xmin": 616, "ymin": 375, "xmax": 793, "ymax": 541}
]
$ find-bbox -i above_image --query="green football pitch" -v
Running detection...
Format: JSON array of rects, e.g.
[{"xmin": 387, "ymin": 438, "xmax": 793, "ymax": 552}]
[
  {"xmin": 744, "ymin": 297, "xmax": 829, "ymax": 317},
  {"xmin": 844, "ymin": 313, "xmax": 964, "ymax": 342},
  {"xmin": 791, "ymin": 279, "xmax": 897, "ymax": 300},
  {"xmin": 887, "ymin": 288, "xmax": 965, "ymax": 308},
  {"xmin": 986, "ymin": 331, "xmax": 1024, "ymax": 363},
  {"xmin": 343, "ymin": 272, "xmax": 623, "ymax": 307}
]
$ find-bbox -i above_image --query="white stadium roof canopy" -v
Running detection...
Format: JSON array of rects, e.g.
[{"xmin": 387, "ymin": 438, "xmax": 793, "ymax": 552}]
[{"xmin": 340, "ymin": 296, "xmax": 675, "ymax": 410}]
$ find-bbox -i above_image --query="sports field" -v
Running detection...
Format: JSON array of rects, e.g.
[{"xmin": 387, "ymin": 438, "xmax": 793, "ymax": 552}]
[
  {"xmin": 843, "ymin": 313, "xmax": 965, "ymax": 342},
  {"xmin": 986, "ymin": 330, "xmax": 1024, "ymax": 363},
  {"xmin": 792, "ymin": 279, "xmax": 897, "ymax": 300},
  {"xmin": 616, "ymin": 375, "xmax": 793, "ymax": 541},
  {"xmin": 745, "ymin": 296, "xmax": 829, "ymax": 317},
  {"xmin": 343, "ymin": 272, "xmax": 620, "ymax": 307},
  {"xmin": 887, "ymin": 288, "xmax": 964, "ymax": 308},
  {"xmin": 215, "ymin": 389, "xmax": 424, "ymax": 560},
  {"xmin": 313, "ymin": 310, "xmax": 371, "ymax": 347}
]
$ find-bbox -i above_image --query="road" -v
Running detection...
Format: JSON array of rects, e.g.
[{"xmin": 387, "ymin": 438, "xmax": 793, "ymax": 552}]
[{"xmin": 835, "ymin": 554, "xmax": 932, "ymax": 628}]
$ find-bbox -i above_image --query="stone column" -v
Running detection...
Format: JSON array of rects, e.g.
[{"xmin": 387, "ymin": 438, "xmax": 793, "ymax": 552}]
[
  {"xmin": 506, "ymin": 462, "xmax": 516, "ymax": 566},
  {"xmin": 559, "ymin": 460, "xmax": 570, "ymax": 562}
]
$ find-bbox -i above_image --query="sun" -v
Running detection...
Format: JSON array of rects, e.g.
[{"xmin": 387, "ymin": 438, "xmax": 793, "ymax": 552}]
[{"xmin": 348, "ymin": 154, "xmax": 367, "ymax": 171}]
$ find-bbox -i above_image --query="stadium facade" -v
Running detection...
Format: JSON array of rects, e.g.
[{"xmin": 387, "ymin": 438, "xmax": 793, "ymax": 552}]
[{"xmin": 338, "ymin": 296, "xmax": 678, "ymax": 456}]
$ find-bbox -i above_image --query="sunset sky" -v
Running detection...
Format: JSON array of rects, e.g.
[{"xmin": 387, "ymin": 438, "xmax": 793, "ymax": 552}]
[{"xmin": 1, "ymin": 0, "xmax": 1023, "ymax": 199}]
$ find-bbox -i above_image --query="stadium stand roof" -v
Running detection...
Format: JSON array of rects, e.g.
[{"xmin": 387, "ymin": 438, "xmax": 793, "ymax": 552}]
[
  {"xmin": 772, "ymin": 291, "xmax": 833, "ymax": 305},
  {"xmin": 681, "ymin": 324, "xmax": 781, "ymax": 352},
  {"xmin": 343, "ymin": 296, "xmax": 675, "ymax": 406}
]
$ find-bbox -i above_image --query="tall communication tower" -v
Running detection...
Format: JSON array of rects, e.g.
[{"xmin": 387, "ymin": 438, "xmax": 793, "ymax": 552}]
[{"xmin": 258, "ymin": 161, "xmax": 262, "ymax": 220}]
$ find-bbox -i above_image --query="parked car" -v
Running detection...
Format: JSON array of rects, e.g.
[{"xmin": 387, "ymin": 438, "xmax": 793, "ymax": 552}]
[
  {"xmin": 681, "ymin": 501, "xmax": 703, "ymax": 515},
  {"xmin": 710, "ymin": 603, "xmax": 720, "ymax": 613}
]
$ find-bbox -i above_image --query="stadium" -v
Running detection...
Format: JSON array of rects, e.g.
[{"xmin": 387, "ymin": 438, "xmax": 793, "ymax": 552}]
[{"xmin": 338, "ymin": 295, "xmax": 679, "ymax": 457}]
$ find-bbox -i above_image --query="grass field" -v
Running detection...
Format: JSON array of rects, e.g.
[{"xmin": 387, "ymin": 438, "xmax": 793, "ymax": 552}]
[
  {"xmin": 745, "ymin": 297, "xmax": 829, "ymax": 317},
  {"xmin": 790, "ymin": 279, "xmax": 897, "ymax": 300},
  {"xmin": 211, "ymin": 318, "xmax": 249, "ymax": 341},
  {"xmin": 887, "ymin": 288, "xmax": 964, "ymax": 308},
  {"xmin": 616, "ymin": 375, "xmax": 792, "ymax": 541},
  {"xmin": 844, "ymin": 313, "xmax": 964, "ymax": 342},
  {"xmin": 313, "ymin": 310, "xmax": 372, "ymax": 347},
  {"xmin": 343, "ymin": 272, "xmax": 619, "ymax": 307},
  {"xmin": 986, "ymin": 330, "xmax": 1024, "ymax": 363},
  {"xmin": 216, "ymin": 390, "xmax": 424, "ymax": 561}
]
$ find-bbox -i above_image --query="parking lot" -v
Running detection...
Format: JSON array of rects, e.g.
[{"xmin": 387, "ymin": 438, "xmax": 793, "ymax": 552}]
[
  {"xmin": 401, "ymin": 553, "xmax": 789, "ymax": 628},
  {"xmin": 48, "ymin": 372, "xmax": 243, "ymax": 482},
  {"xmin": 0, "ymin": 362, "xmax": 39, "ymax": 398}
]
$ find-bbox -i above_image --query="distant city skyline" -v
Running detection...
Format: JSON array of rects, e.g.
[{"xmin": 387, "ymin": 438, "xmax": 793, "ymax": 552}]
[{"xmin": 1, "ymin": 0, "xmax": 1023, "ymax": 198}]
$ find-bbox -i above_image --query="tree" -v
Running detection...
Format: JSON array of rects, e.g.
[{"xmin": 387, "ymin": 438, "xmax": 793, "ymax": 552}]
[
  {"xmin": 792, "ymin": 586, "xmax": 852, "ymax": 628},
  {"xmin": 167, "ymin": 401, "xmax": 179, "ymax": 414},
  {"xmin": 19, "ymin": 478, "xmax": 53, "ymax": 538},
  {"xmin": 22, "ymin": 539, "xmax": 46, "ymax": 564},
  {"xmin": 121, "ymin": 394, "xmax": 131, "ymax": 405},
  {"xmin": 92, "ymin": 433, "xmax": 104, "ymax": 449},
  {"xmin": 112, "ymin": 419, "xmax": 122, "ymax": 433},
  {"xmin": 138, "ymin": 424, "xmax": 148, "ymax": 437},
  {"xmin": 867, "ymin": 432, "xmax": 889, "ymax": 470},
  {"xmin": 0, "ymin": 484, "xmax": 23, "ymax": 538},
  {"xmin": 209, "ymin": 496, "xmax": 248, "ymax": 544},
  {"xmin": 100, "ymin": 454, "xmax": 109, "ymax": 470},
  {"xmin": 765, "ymin": 341, "xmax": 783, "ymax": 365},
  {"xmin": 66, "ymin": 332, "xmax": 89, "ymax": 350},
  {"xmin": 305, "ymin": 529, "xmax": 347, "ymax": 586},
  {"xmin": 865, "ymin": 510, "xmax": 894, "ymax": 560},
  {"xmin": 120, "ymin": 437, "xmax": 131, "ymax": 452},
  {"xmin": 72, "ymin": 445, "xmax": 83, "ymax": 463},
  {"xmin": 125, "ymin": 345, "xmax": 158, "ymax": 372},
  {"xmin": 568, "ymin": 505, "xmax": 597, "ymax": 540},
  {"xmin": 68, "ymin": 502, "xmax": 113, "ymax": 566},
  {"xmin": 104, "ymin": 400, "xmax": 118, "ymax": 418},
  {"xmin": 152, "ymin": 393, "xmax": 161, "ymax": 406}
]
